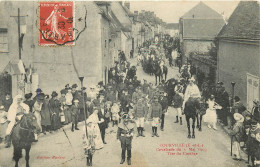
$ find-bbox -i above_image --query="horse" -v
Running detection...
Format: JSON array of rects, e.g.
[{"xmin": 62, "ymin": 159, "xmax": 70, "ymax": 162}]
[
  {"xmin": 126, "ymin": 66, "xmax": 136, "ymax": 80},
  {"xmin": 196, "ymin": 99, "xmax": 207, "ymax": 131},
  {"xmin": 183, "ymin": 97, "xmax": 200, "ymax": 139},
  {"xmin": 152, "ymin": 62, "xmax": 168, "ymax": 85},
  {"xmin": 11, "ymin": 113, "xmax": 41, "ymax": 167}
]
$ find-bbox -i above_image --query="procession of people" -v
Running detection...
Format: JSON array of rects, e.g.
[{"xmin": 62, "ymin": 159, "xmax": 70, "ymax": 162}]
[{"xmin": 0, "ymin": 35, "xmax": 259, "ymax": 167}]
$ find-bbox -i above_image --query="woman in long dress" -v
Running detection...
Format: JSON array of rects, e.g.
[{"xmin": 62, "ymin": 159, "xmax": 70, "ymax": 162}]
[
  {"xmin": 204, "ymin": 95, "xmax": 222, "ymax": 130},
  {"xmin": 87, "ymin": 108, "xmax": 104, "ymax": 150},
  {"xmin": 41, "ymin": 95, "xmax": 52, "ymax": 134},
  {"xmin": 49, "ymin": 91, "xmax": 61, "ymax": 131}
]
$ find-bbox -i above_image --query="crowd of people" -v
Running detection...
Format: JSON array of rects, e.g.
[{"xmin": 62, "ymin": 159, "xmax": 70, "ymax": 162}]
[{"xmin": 0, "ymin": 35, "xmax": 259, "ymax": 167}]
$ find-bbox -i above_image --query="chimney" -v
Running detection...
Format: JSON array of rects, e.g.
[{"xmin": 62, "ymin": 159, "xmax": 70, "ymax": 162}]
[{"xmin": 124, "ymin": 2, "xmax": 130, "ymax": 9}]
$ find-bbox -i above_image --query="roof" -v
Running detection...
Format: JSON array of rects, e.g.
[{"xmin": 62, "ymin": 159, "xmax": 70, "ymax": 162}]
[
  {"xmin": 166, "ymin": 23, "xmax": 179, "ymax": 30},
  {"xmin": 180, "ymin": 2, "xmax": 225, "ymax": 40},
  {"xmin": 109, "ymin": 10, "xmax": 131, "ymax": 32},
  {"xmin": 181, "ymin": 2, "xmax": 223, "ymax": 19},
  {"xmin": 122, "ymin": 5, "xmax": 134, "ymax": 17},
  {"xmin": 217, "ymin": 1, "xmax": 260, "ymax": 40},
  {"xmin": 110, "ymin": 2, "xmax": 132, "ymax": 30},
  {"xmin": 183, "ymin": 19, "xmax": 225, "ymax": 40}
]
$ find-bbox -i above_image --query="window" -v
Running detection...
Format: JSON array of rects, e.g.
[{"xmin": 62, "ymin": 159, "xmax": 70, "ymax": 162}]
[
  {"xmin": 105, "ymin": 40, "xmax": 107, "ymax": 48},
  {"xmin": 0, "ymin": 28, "xmax": 8, "ymax": 53}
]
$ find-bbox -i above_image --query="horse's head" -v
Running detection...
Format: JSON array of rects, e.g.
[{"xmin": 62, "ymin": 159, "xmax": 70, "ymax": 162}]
[{"xmin": 20, "ymin": 113, "xmax": 41, "ymax": 134}]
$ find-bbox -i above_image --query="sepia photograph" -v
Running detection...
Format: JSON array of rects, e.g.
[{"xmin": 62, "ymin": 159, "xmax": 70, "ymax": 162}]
[{"xmin": 0, "ymin": 0, "xmax": 259, "ymax": 167}]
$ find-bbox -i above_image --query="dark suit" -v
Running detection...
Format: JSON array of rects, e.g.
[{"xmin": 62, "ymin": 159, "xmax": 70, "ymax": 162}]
[
  {"xmin": 98, "ymin": 109, "xmax": 108, "ymax": 143},
  {"xmin": 159, "ymin": 96, "xmax": 168, "ymax": 130}
]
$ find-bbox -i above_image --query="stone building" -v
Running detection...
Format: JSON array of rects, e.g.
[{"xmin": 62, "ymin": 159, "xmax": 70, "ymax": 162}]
[
  {"xmin": 217, "ymin": 1, "xmax": 260, "ymax": 110},
  {"xmin": 179, "ymin": 2, "xmax": 225, "ymax": 63},
  {"xmin": 0, "ymin": 1, "xmax": 114, "ymax": 96}
]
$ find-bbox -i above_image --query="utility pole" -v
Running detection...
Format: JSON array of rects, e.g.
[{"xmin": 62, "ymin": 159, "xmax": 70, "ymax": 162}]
[{"xmin": 10, "ymin": 8, "xmax": 28, "ymax": 60}]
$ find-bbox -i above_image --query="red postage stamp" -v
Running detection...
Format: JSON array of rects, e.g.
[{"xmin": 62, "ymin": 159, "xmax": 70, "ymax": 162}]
[{"xmin": 39, "ymin": 1, "xmax": 74, "ymax": 46}]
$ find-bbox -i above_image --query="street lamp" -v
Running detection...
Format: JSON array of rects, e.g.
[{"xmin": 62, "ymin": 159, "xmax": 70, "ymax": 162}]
[
  {"xmin": 10, "ymin": 8, "xmax": 28, "ymax": 60},
  {"xmin": 79, "ymin": 76, "xmax": 88, "ymax": 136}
]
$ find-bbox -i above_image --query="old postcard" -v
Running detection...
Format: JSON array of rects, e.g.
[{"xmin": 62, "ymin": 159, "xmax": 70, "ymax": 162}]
[{"xmin": 0, "ymin": 1, "xmax": 259, "ymax": 167}]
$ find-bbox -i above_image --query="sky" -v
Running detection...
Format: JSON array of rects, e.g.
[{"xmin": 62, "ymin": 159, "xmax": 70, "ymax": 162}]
[{"xmin": 129, "ymin": 1, "xmax": 240, "ymax": 23}]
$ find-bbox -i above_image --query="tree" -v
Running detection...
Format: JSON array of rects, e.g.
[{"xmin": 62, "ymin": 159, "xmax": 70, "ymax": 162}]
[{"xmin": 207, "ymin": 39, "xmax": 218, "ymax": 61}]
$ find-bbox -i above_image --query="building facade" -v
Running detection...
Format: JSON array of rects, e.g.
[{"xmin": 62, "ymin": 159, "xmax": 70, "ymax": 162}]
[
  {"xmin": 179, "ymin": 2, "xmax": 225, "ymax": 63},
  {"xmin": 217, "ymin": 1, "xmax": 260, "ymax": 110},
  {"xmin": 0, "ymin": 1, "xmax": 113, "ymax": 96}
]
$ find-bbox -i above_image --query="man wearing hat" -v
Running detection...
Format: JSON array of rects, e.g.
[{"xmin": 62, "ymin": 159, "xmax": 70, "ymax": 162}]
[
  {"xmin": 71, "ymin": 99, "xmax": 80, "ymax": 132},
  {"xmin": 117, "ymin": 113, "xmax": 135, "ymax": 165},
  {"xmin": 232, "ymin": 96, "xmax": 246, "ymax": 115},
  {"xmin": 159, "ymin": 91, "xmax": 168, "ymax": 131},
  {"xmin": 183, "ymin": 77, "xmax": 201, "ymax": 109},
  {"xmin": 24, "ymin": 93, "xmax": 34, "ymax": 112},
  {"xmin": 230, "ymin": 113, "xmax": 245, "ymax": 161},
  {"xmin": 246, "ymin": 119, "xmax": 260, "ymax": 166},
  {"xmin": 131, "ymin": 87, "xmax": 140, "ymax": 104},
  {"xmin": 33, "ymin": 88, "xmax": 43, "ymax": 102},
  {"xmin": 134, "ymin": 98, "xmax": 147, "ymax": 137},
  {"xmin": 77, "ymin": 87, "xmax": 88, "ymax": 122},
  {"xmin": 120, "ymin": 89, "xmax": 131, "ymax": 113},
  {"xmin": 72, "ymin": 84, "xmax": 81, "ymax": 104},
  {"xmin": 149, "ymin": 97, "xmax": 162, "ymax": 137},
  {"xmin": 217, "ymin": 86, "xmax": 230, "ymax": 126},
  {"xmin": 173, "ymin": 87, "xmax": 184, "ymax": 125}
]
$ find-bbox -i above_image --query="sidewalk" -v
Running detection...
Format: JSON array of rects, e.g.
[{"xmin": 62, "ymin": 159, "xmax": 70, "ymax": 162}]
[{"xmin": 217, "ymin": 120, "xmax": 249, "ymax": 163}]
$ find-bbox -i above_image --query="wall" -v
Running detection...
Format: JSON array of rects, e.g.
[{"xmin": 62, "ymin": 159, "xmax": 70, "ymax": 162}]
[
  {"xmin": 101, "ymin": 16, "xmax": 112, "ymax": 84},
  {"xmin": 218, "ymin": 40, "xmax": 260, "ymax": 105},
  {"xmin": 183, "ymin": 39, "xmax": 212, "ymax": 59},
  {"xmin": 0, "ymin": 1, "xmax": 107, "ymax": 96}
]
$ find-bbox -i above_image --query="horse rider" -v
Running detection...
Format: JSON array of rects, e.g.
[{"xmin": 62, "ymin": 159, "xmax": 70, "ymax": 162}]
[
  {"xmin": 5, "ymin": 95, "xmax": 30, "ymax": 148},
  {"xmin": 183, "ymin": 77, "xmax": 201, "ymax": 110},
  {"xmin": 117, "ymin": 113, "xmax": 135, "ymax": 165}
]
